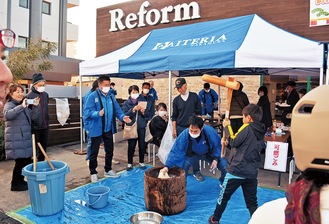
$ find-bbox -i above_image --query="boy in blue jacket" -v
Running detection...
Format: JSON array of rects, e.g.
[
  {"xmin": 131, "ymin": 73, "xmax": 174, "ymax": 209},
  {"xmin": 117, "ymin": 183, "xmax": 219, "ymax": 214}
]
[{"xmin": 208, "ymin": 104, "xmax": 266, "ymax": 224}]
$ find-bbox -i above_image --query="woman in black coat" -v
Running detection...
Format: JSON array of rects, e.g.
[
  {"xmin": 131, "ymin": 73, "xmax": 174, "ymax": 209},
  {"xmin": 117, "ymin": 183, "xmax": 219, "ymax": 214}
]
[
  {"xmin": 149, "ymin": 103, "xmax": 168, "ymax": 147},
  {"xmin": 257, "ymin": 86, "xmax": 272, "ymax": 130}
]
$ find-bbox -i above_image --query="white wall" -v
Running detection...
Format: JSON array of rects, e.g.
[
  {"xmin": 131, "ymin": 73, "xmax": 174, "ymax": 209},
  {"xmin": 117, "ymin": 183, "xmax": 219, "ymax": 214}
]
[
  {"xmin": 10, "ymin": 0, "xmax": 30, "ymax": 40},
  {"xmin": 42, "ymin": 0, "xmax": 60, "ymax": 43},
  {"xmin": 0, "ymin": 1, "xmax": 8, "ymax": 28},
  {"xmin": 46, "ymin": 84, "xmax": 89, "ymax": 98}
]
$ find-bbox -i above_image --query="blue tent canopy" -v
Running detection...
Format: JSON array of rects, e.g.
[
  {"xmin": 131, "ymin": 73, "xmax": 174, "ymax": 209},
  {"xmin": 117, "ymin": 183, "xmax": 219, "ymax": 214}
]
[{"xmin": 80, "ymin": 14, "xmax": 323, "ymax": 77}]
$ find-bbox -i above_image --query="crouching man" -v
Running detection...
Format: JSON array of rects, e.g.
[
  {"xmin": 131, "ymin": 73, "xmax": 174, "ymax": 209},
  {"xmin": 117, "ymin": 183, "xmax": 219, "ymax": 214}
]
[{"xmin": 160, "ymin": 116, "xmax": 227, "ymax": 183}]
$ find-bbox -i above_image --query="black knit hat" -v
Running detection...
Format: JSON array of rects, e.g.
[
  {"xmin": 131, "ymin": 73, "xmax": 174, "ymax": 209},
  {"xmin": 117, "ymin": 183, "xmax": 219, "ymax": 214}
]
[{"xmin": 32, "ymin": 73, "xmax": 46, "ymax": 85}]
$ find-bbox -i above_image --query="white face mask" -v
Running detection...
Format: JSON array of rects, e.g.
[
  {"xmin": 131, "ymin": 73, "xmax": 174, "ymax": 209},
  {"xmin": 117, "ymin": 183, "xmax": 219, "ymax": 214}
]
[
  {"xmin": 143, "ymin": 89, "xmax": 149, "ymax": 94},
  {"xmin": 189, "ymin": 132, "xmax": 200, "ymax": 139},
  {"xmin": 131, "ymin": 93, "xmax": 139, "ymax": 99},
  {"xmin": 101, "ymin": 86, "xmax": 110, "ymax": 93},
  {"xmin": 205, "ymin": 89, "xmax": 210, "ymax": 93},
  {"xmin": 37, "ymin": 86, "xmax": 45, "ymax": 93},
  {"xmin": 158, "ymin": 111, "xmax": 167, "ymax": 117}
]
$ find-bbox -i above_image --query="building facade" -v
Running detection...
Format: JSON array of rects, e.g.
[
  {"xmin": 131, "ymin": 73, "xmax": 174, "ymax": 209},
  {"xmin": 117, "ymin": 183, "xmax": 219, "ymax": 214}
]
[
  {"xmin": 94, "ymin": 0, "xmax": 326, "ymax": 118},
  {"xmin": 96, "ymin": 0, "xmax": 328, "ymax": 56},
  {"xmin": 0, "ymin": 0, "xmax": 80, "ymax": 84}
]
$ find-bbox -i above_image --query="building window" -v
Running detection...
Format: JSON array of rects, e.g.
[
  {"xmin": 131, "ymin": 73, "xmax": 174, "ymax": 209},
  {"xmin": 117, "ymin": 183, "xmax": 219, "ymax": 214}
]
[
  {"xmin": 18, "ymin": 36, "xmax": 28, "ymax": 48},
  {"xmin": 42, "ymin": 1, "xmax": 51, "ymax": 15},
  {"xmin": 19, "ymin": 0, "xmax": 29, "ymax": 8},
  {"xmin": 42, "ymin": 41, "xmax": 50, "ymax": 48}
]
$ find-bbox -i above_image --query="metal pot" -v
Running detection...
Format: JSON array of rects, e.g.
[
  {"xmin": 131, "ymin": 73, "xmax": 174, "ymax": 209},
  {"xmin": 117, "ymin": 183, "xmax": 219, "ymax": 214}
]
[{"xmin": 130, "ymin": 211, "xmax": 163, "ymax": 224}]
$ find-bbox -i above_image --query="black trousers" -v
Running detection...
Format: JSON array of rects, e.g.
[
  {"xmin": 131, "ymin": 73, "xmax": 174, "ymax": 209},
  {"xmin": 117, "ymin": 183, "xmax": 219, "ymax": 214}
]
[
  {"xmin": 230, "ymin": 118, "xmax": 243, "ymax": 134},
  {"xmin": 213, "ymin": 175, "xmax": 258, "ymax": 221},
  {"xmin": 127, "ymin": 128, "xmax": 146, "ymax": 164},
  {"xmin": 89, "ymin": 131, "xmax": 114, "ymax": 175},
  {"xmin": 32, "ymin": 128, "xmax": 49, "ymax": 161},
  {"xmin": 12, "ymin": 158, "xmax": 32, "ymax": 185}
]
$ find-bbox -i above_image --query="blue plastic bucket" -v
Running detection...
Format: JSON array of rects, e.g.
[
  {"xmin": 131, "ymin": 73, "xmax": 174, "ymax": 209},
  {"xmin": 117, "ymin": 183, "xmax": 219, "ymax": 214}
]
[
  {"xmin": 86, "ymin": 186, "xmax": 110, "ymax": 209},
  {"xmin": 22, "ymin": 161, "xmax": 70, "ymax": 216}
]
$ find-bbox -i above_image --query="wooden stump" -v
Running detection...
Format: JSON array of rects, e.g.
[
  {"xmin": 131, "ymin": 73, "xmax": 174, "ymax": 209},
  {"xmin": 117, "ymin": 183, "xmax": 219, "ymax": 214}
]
[{"xmin": 144, "ymin": 167, "xmax": 186, "ymax": 215}]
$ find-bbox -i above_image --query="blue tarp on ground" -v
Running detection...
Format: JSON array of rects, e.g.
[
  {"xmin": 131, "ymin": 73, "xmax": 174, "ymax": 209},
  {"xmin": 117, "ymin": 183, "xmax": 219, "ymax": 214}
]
[{"xmin": 9, "ymin": 166, "xmax": 285, "ymax": 224}]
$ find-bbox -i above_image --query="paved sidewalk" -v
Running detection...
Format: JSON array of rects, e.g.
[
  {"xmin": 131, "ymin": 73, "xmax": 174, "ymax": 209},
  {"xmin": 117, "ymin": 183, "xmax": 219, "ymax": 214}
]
[{"xmin": 0, "ymin": 138, "xmax": 297, "ymax": 223}]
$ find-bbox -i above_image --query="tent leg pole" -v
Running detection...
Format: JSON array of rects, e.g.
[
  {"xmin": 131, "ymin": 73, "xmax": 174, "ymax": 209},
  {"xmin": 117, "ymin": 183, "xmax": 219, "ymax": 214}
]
[
  {"xmin": 74, "ymin": 75, "xmax": 86, "ymax": 155},
  {"xmin": 320, "ymin": 68, "xmax": 324, "ymax": 85},
  {"xmin": 80, "ymin": 75, "xmax": 83, "ymax": 154},
  {"xmin": 168, "ymin": 71, "xmax": 172, "ymax": 118}
]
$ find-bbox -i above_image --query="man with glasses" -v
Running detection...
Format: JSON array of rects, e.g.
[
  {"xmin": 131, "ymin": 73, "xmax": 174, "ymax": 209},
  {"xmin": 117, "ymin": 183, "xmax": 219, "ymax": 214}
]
[{"xmin": 0, "ymin": 29, "xmax": 15, "ymax": 109}]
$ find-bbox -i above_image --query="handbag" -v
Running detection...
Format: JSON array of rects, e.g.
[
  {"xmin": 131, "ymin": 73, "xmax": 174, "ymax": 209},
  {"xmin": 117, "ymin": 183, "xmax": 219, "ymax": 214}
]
[
  {"xmin": 123, "ymin": 112, "xmax": 138, "ymax": 140},
  {"xmin": 144, "ymin": 119, "xmax": 153, "ymax": 143},
  {"xmin": 145, "ymin": 115, "xmax": 156, "ymax": 143}
]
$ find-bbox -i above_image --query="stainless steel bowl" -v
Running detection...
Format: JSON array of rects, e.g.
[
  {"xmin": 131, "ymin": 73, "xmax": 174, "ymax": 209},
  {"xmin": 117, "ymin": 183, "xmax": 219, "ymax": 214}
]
[{"xmin": 130, "ymin": 211, "xmax": 163, "ymax": 224}]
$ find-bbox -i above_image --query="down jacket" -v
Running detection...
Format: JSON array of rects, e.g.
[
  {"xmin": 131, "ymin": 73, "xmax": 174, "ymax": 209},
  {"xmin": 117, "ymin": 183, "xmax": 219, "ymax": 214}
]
[{"xmin": 4, "ymin": 99, "xmax": 39, "ymax": 160}]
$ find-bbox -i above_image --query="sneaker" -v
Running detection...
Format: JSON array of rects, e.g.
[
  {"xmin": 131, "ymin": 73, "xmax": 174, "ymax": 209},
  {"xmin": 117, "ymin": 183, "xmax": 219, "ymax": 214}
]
[
  {"xmin": 139, "ymin": 163, "xmax": 146, "ymax": 170},
  {"xmin": 11, "ymin": 183, "xmax": 28, "ymax": 191},
  {"xmin": 112, "ymin": 159, "xmax": 120, "ymax": 165},
  {"xmin": 104, "ymin": 170, "xmax": 120, "ymax": 178},
  {"xmin": 193, "ymin": 171, "xmax": 205, "ymax": 182},
  {"xmin": 126, "ymin": 164, "xmax": 133, "ymax": 171},
  {"xmin": 91, "ymin": 174, "xmax": 98, "ymax": 183},
  {"xmin": 208, "ymin": 215, "xmax": 219, "ymax": 224}
]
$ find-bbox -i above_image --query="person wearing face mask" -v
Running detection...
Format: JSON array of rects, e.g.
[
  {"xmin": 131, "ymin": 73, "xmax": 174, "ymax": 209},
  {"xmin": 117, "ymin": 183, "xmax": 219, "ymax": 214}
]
[
  {"xmin": 84, "ymin": 75, "xmax": 131, "ymax": 182},
  {"xmin": 172, "ymin": 78, "xmax": 202, "ymax": 138},
  {"xmin": 256, "ymin": 86, "xmax": 272, "ymax": 130},
  {"xmin": 160, "ymin": 116, "xmax": 227, "ymax": 184},
  {"xmin": 26, "ymin": 73, "xmax": 49, "ymax": 162},
  {"xmin": 4, "ymin": 84, "xmax": 40, "ymax": 191},
  {"xmin": 172, "ymin": 78, "xmax": 202, "ymax": 180},
  {"xmin": 140, "ymin": 82, "xmax": 155, "ymax": 155},
  {"xmin": 122, "ymin": 84, "xmax": 155, "ymax": 171},
  {"xmin": 198, "ymin": 83, "xmax": 219, "ymax": 118},
  {"xmin": 140, "ymin": 82, "xmax": 155, "ymax": 116},
  {"xmin": 149, "ymin": 103, "xmax": 168, "ymax": 147}
]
